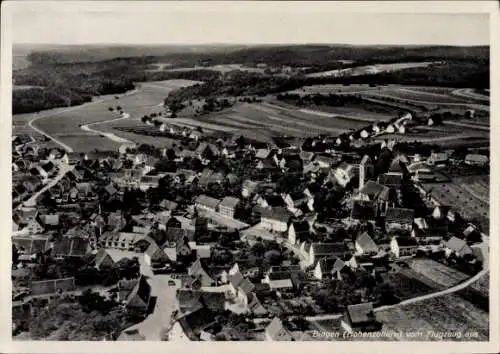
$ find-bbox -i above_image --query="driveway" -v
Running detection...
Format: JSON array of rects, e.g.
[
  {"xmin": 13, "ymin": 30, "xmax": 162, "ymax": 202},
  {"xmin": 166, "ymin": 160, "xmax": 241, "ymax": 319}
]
[{"xmin": 106, "ymin": 249, "xmax": 180, "ymax": 340}]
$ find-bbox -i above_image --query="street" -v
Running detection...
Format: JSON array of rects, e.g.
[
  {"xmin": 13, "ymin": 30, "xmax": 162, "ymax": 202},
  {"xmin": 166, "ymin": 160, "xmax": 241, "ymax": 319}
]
[{"xmin": 106, "ymin": 249, "xmax": 181, "ymax": 340}]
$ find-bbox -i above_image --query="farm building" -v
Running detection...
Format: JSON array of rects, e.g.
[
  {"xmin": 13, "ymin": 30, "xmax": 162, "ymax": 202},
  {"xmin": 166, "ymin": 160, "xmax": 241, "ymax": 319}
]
[
  {"xmin": 445, "ymin": 237, "xmax": 473, "ymax": 258},
  {"xmin": 313, "ymin": 256, "xmax": 347, "ymax": 280},
  {"xmin": 307, "ymin": 242, "xmax": 351, "ymax": 267}
]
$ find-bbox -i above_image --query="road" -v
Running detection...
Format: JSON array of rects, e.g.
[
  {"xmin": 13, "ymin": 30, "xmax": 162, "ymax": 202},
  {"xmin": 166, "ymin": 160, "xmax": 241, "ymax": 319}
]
[
  {"xmin": 19, "ymin": 160, "xmax": 74, "ymax": 209},
  {"xmin": 26, "ymin": 89, "xmax": 138, "ymax": 152},
  {"xmin": 451, "ymin": 88, "xmax": 489, "ymax": 102},
  {"xmin": 106, "ymin": 249, "xmax": 180, "ymax": 341},
  {"xmin": 80, "ymin": 113, "xmax": 134, "ymax": 144}
]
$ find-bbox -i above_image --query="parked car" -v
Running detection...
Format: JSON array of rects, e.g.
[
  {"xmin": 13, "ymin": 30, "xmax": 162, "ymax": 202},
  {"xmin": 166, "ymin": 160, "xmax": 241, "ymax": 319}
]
[{"xmin": 168, "ymin": 280, "xmax": 176, "ymax": 286}]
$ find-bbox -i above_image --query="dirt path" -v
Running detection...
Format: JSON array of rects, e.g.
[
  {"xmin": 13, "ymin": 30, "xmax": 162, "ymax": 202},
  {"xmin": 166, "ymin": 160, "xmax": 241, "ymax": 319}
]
[{"xmin": 80, "ymin": 113, "xmax": 134, "ymax": 143}]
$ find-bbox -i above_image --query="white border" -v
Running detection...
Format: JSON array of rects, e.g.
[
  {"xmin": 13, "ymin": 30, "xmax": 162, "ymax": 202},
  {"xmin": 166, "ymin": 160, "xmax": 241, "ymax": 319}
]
[{"xmin": 1, "ymin": 1, "xmax": 498, "ymax": 353}]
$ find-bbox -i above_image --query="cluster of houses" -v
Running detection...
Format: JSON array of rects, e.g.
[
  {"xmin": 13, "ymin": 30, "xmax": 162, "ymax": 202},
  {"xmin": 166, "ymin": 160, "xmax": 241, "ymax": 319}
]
[{"xmin": 11, "ymin": 119, "xmax": 488, "ymax": 341}]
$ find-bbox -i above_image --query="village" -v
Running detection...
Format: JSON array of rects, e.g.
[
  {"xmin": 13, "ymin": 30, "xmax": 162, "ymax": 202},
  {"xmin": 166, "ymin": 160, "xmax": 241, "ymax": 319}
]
[{"xmin": 11, "ymin": 111, "xmax": 489, "ymax": 341}]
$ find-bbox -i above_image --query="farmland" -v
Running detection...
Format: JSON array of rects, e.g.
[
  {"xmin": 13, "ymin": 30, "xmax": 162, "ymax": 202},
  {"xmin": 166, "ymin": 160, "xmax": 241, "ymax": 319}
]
[
  {"xmin": 163, "ymin": 64, "xmax": 266, "ymax": 74},
  {"xmin": 306, "ymin": 61, "xmax": 439, "ymax": 78},
  {"xmin": 407, "ymin": 259, "xmax": 470, "ymax": 288},
  {"xmin": 13, "ymin": 80, "xmax": 201, "ymax": 152},
  {"xmin": 309, "ymin": 293, "xmax": 488, "ymax": 341},
  {"xmin": 422, "ymin": 179, "xmax": 489, "ymax": 230}
]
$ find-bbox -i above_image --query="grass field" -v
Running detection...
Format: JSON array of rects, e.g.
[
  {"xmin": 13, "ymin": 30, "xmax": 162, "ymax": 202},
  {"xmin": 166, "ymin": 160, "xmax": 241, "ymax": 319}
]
[
  {"xmin": 422, "ymin": 180, "xmax": 489, "ymax": 225},
  {"xmin": 15, "ymin": 80, "xmax": 200, "ymax": 152},
  {"xmin": 310, "ymin": 293, "xmax": 488, "ymax": 341},
  {"xmin": 407, "ymin": 259, "xmax": 470, "ymax": 288},
  {"xmin": 163, "ymin": 64, "xmax": 265, "ymax": 74}
]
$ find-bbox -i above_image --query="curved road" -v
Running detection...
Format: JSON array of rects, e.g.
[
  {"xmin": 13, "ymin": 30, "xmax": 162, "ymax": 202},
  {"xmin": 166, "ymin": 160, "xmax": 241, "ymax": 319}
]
[
  {"xmin": 80, "ymin": 113, "xmax": 134, "ymax": 144},
  {"xmin": 27, "ymin": 89, "xmax": 138, "ymax": 152}
]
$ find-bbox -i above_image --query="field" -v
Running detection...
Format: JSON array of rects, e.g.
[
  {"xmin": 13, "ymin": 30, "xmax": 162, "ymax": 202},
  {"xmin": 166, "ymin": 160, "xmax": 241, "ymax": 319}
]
[
  {"xmin": 163, "ymin": 64, "xmax": 266, "ymax": 74},
  {"xmin": 310, "ymin": 293, "xmax": 488, "ymax": 341},
  {"xmin": 13, "ymin": 80, "xmax": 201, "ymax": 152},
  {"xmin": 306, "ymin": 62, "xmax": 439, "ymax": 78},
  {"xmin": 422, "ymin": 178, "xmax": 489, "ymax": 224},
  {"xmin": 407, "ymin": 259, "xmax": 470, "ymax": 288}
]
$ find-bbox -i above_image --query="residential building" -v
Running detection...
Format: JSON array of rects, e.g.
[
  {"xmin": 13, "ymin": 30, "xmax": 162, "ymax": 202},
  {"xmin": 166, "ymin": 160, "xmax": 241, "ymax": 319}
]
[
  {"xmin": 188, "ymin": 259, "xmax": 215, "ymax": 287},
  {"xmin": 195, "ymin": 195, "xmax": 220, "ymax": 213},
  {"xmin": 308, "ymin": 242, "xmax": 351, "ymax": 267},
  {"xmin": 341, "ymin": 303, "xmax": 381, "ymax": 334},
  {"xmin": 265, "ymin": 317, "xmax": 293, "ymax": 341},
  {"xmin": 260, "ymin": 207, "xmax": 290, "ymax": 233},
  {"xmin": 118, "ymin": 276, "xmax": 151, "ymax": 312},
  {"xmin": 445, "ymin": 237, "xmax": 473, "ymax": 258},
  {"xmin": 355, "ymin": 232, "xmax": 378, "ymax": 255},
  {"xmin": 287, "ymin": 220, "xmax": 312, "ymax": 245},
  {"xmin": 218, "ymin": 196, "xmax": 241, "ymax": 219},
  {"xmin": 332, "ymin": 162, "xmax": 359, "ymax": 187},
  {"xmin": 390, "ymin": 236, "xmax": 418, "ymax": 258},
  {"xmin": 94, "ymin": 249, "xmax": 115, "ymax": 270},
  {"xmin": 385, "ymin": 207, "xmax": 415, "ymax": 231},
  {"xmin": 427, "ymin": 152, "xmax": 449, "ymax": 166},
  {"xmin": 313, "ymin": 256, "xmax": 347, "ymax": 280}
]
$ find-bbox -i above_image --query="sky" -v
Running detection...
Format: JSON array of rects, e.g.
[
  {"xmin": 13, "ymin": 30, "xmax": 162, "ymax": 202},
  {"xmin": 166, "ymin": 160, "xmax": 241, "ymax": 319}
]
[{"xmin": 8, "ymin": 2, "xmax": 490, "ymax": 46}]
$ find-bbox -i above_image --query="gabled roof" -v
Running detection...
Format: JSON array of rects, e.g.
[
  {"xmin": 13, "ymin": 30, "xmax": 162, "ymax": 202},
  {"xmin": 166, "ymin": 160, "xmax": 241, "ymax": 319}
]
[
  {"xmin": 145, "ymin": 241, "xmax": 171, "ymax": 263},
  {"xmin": 53, "ymin": 237, "xmax": 89, "ymax": 257},
  {"xmin": 238, "ymin": 278, "xmax": 255, "ymax": 295},
  {"xmin": 318, "ymin": 256, "xmax": 346, "ymax": 274},
  {"xmin": 311, "ymin": 242, "xmax": 349, "ymax": 257},
  {"xmin": 385, "ymin": 207, "xmax": 415, "ymax": 225},
  {"xmin": 30, "ymin": 277, "xmax": 76, "ymax": 296},
  {"xmin": 446, "ymin": 236, "xmax": 472, "ymax": 254},
  {"xmin": 261, "ymin": 207, "xmax": 290, "ymax": 223},
  {"xmin": 393, "ymin": 236, "xmax": 418, "ymax": 247},
  {"xmin": 219, "ymin": 196, "xmax": 241, "ymax": 209},
  {"xmin": 12, "ymin": 236, "xmax": 49, "ymax": 255},
  {"xmin": 351, "ymin": 201, "xmax": 376, "ymax": 221},
  {"xmin": 126, "ymin": 275, "xmax": 151, "ymax": 307},
  {"xmin": 358, "ymin": 181, "xmax": 385, "ymax": 200},
  {"xmin": 346, "ymin": 302, "xmax": 375, "ymax": 324},
  {"xmin": 39, "ymin": 214, "xmax": 59, "ymax": 226},
  {"xmin": 228, "ymin": 271, "xmax": 244, "ymax": 288},
  {"xmin": 195, "ymin": 195, "xmax": 220, "ymax": 209},
  {"xmin": 94, "ymin": 248, "xmax": 114, "ymax": 268},
  {"xmin": 356, "ymin": 232, "xmax": 378, "ymax": 253},
  {"xmin": 255, "ymin": 149, "xmax": 271, "ymax": 159},
  {"xmin": 266, "ymin": 317, "xmax": 292, "ymax": 340}
]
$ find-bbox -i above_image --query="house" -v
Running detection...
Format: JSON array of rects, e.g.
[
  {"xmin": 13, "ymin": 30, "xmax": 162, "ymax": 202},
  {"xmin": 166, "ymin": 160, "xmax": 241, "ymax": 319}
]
[
  {"xmin": 65, "ymin": 152, "xmax": 83, "ymax": 165},
  {"xmin": 260, "ymin": 207, "xmax": 290, "ymax": 233},
  {"xmin": 299, "ymin": 151, "xmax": 315, "ymax": 163},
  {"xmin": 198, "ymin": 170, "xmax": 225, "ymax": 187},
  {"xmin": 313, "ymin": 256, "xmax": 347, "ymax": 280},
  {"xmin": 52, "ymin": 237, "xmax": 90, "ymax": 259},
  {"xmin": 100, "ymin": 231, "xmax": 146, "ymax": 251},
  {"xmin": 314, "ymin": 155, "xmax": 339, "ymax": 168},
  {"xmin": 427, "ymin": 152, "xmax": 449, "ymax": 166},
  {"xmin": 144, "ymin": 241, "xmax": 171, "ymax": 269},
  {"xmin": 282, "ymin": 191, "xmax": 309, "ymax": 211},
  {"xmin": 194, "ymin": 195, "xmax": 220, "ymax": 213},
  {"xmin": 464, "ymin": 154, "xmax": 488, "ymax": 166},
  {"xmin": 355, "ymin": 232, "xmax": 378, "ymax": 255},
  {"xmin": 390, "ymin": 236, "xmax": 418, "ymax": 258},
  {"xmin": 118, "ymin": 276, "xmax": 151, "ymax": 312},
  {"xmin": 350, "ymin": 201, "xmax": 376, "ymax": 224},
  {"xmin": 385, "ymin": 207, "xmax": 415, "ymax": 231},
  {"xmin": 12, "ymin": 236, "xmax": 50, "ymax": 256},
  {"xmin": 308, "ymin": 242, "xmax": 351, "ymax": 267},
  {"xmin": 188, "ymin": 242, "xmax": 211, "ymax": 259},
  {"xmin": 119, "ymin": 143, "xmax": 137, "ymax": 155},
  {"xmin": 265, "ymin": 317, "xmax": 293, "ymax": 341},
  {"xmin": 341, "ymin": 302, "xmax": 381, "ymax": 334},
  {"xmin": 218, "ymin": 196, "xmax": 240, "ymax": 219},
  {"xmin": 196, "ymin": 143, "xmax": 220, "ymax": 160},
  {"xmin": 247, "ymin": 292, "xmax": 268, "ymax": 316},
  {"xmin": 38, "ymin": 214, "xmax": 60, "ymax": 229},
  {"xmin": 169, "ymin": 305, "xmax": 216, "ymax": 341},
  {"xmin": 188, "ymin": 259, "xmax": 215, "ymax": 287},
  {"xmin": 288, "ymin": 220, "xmax": 312, "ymax": 245},
  {"xmin": 227, "ymin": 273, "xmax": 255, "ymax": 305},
  {"xmin": 445, "ymin": 236, "xmax": 473, "ymax": 258},
  {"xmin": 255, "ymin": 194, "xmax": 286, "ymax": 209},
  {"xmin": 94, "ymin": 249, "xmax": 115, "ymax": 270}
]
